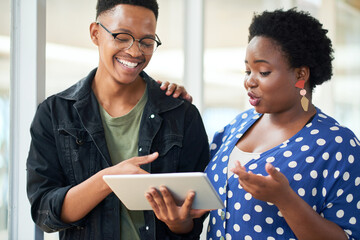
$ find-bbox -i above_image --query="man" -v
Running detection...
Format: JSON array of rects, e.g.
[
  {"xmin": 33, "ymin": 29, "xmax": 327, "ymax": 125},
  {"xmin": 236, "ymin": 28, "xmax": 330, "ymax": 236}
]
[{"xmin": 26, "ymin": 1, "xmax": 209, "ymax": 239}]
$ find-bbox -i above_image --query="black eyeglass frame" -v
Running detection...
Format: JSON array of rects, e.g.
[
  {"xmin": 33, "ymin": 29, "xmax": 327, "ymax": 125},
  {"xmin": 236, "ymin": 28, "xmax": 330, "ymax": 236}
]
[{"xmin": 96, "ymin": 22, "xmax": 162, "ymax": 55}]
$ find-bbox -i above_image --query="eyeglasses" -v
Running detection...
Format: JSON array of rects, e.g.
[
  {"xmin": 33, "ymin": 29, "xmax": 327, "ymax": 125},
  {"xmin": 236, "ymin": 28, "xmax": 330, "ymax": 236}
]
[{"xmin": 96, "ymin": 22, "xmax": 162, "ymax": 55}]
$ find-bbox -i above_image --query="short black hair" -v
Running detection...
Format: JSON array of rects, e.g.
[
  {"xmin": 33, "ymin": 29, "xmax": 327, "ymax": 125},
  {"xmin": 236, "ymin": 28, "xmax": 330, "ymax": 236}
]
[
  {"xmin": 96, "ymin": 0, "xmax": 159, "ymax": 20},
  {"xmin": 248, "ymin": 8, "xmax": 334, "ymax": 91}
]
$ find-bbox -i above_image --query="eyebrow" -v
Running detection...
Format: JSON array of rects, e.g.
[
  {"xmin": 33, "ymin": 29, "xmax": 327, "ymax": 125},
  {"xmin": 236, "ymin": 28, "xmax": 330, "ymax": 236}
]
[
  {"xmin": 245, "ymin": 59, "xmax": 270, "ymax": 64},
  {"xmin": 113, "ymin": 28, "xmax": 156, "ymax": 39}
]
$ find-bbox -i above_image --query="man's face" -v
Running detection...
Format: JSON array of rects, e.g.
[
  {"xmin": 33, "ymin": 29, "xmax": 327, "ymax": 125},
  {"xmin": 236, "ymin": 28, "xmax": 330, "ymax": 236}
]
[{"xmin": 94, "ymin": 4, "xmax": 157, "ymax": 85}]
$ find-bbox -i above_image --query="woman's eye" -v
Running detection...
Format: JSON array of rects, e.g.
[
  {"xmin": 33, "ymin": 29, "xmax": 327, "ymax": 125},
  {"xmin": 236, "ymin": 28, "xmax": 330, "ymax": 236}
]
[
  {"xmin": 245, "ymin": 71, "xmax": 251, "ymax": 75},
  {"xmin": 260, "ymin": 71, "xmax": 271, "ymax": 76}
]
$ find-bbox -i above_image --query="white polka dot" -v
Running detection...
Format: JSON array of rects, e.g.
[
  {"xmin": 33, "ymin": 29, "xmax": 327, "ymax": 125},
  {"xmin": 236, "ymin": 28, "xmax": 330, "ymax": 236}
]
[
  {"xmin": 244, "ymin": 236, "xmax": 252, "ymax": 240},
  {"xmin": 283, "ymin": 151, "xmax": 292, "ymax": 157},
  {"xmin": 355, "ymin": 177, "xmax": 360, "ymax": 186},
  {"xmin": 226, "ymin": 211, "xmax": 231, "ymax": 219},
  {"xmin": 334, "ymin": 170, "xmax": 340, "ymax": 178},
  {"xmin": 295, "ymin": 137, "xmax": 303, "ymax": 142},
  {"xmin": 210, "ymin": 143, "xmax": 217, "ymax": 150},
  {"xmin": 346, "ymin": 194, "xmax": 353, "ymax": 203},
  {"xmin": 218, "ymin": 128, "xmax": 224, "ymax": 133},
  {"xmin": 212, "ymin": 155, "xmax": 218, "ymax": 162},
  {"xmin": 336, "ymin": 152, "xmax": 342, "ymax": 161},
  {"xmin": 277, "ymin": 211, "xmax": 283, "ymax": 217},
  {"xmin": 219, "ymin": 187, "xmax": 224, "ymax": 195},
  {"xmin": 222, "ymin": 167, "xmax": 228, "ymax": 174},
  {"xmin": 234, "ymin": 202, "xmax": 241, "ymax": 210},
  {"xmin": 236, "ymin": 133, "xmax": 242, "ymax": 139},
  {"xmin": 254, "ymin": 225, "xmax": 262, "ymax": 233},
  {"xmin": 222, "ymin": 156, "xmax": 229, "ymax": 162},
  {"xmin": 233, "ymin": 224, "xmax": 240, "ymax": 232},
  {"xmin": 343, "ymin": 172, "xmax": 350, "ymax": 181},
  {"xmin": 348, "ymin": 155, "xmax": 355, "ymax": 164},
  {"xmin": 266, "ymin": 157, "xmax": 275, "ymax": 163},
  {"xmin": 254, "ymin": 205, "xmax": 263, "ymax": 212},
  {"xmin": 276, "ymin": 227, "xmax": 284, "ymax": 235},
  {"xmin": 298, "ymin": 188, "xmax": 305, "ymax": 196},
  {"xmin": 222, "ymin": 136, "xmax": 227, "ymax": 142},
  {"xmin": 345, "ymin": 229, "xmax": 352, "ymax": 236},
  {"xmin": 327, "ymin": 203, "xmax": 333, "ymax": 208},
  {"xmin": 310, "ymin": 170, "xmax": 318, "ymax": 179},
  {"xmin": 350, "ymin": 139, "xmax": 356, "ymax": 147},
  {"xmin": 323, "ymin": 169, "xmax": 328, "ymax": 178},
  {"xmin": 288, "ymin": 161, "xmax": 297, "ymax": 168},
  {"xmin": 322, "ymin": 187, "xmax": 327, "ymax": 197},
  {"xmin": 230, "ymin": 128, "xmax": 236, "ymax": 133},
  {"xmin": 312, "ymin": 188, "xmax": 317, "ymax": 196},
  {"xmin": 216, "ymin": 230, "xmax": 221, "ymax": 237},
  {"xmin": 306, "ymin": 156, "xmax": 315, "ymax": 163},
  {"xmin": 319, "ymin": 113, "xmax": 327, "ymax": 118},
  {"xmin": 267, "ymin": 237, "xmax": 275, "ymax": 240},
  {"xmin": 317, "ymin": 138, "xmax": 326, "ymax": 146},
  {"xmin": 243, "ymin": 214, "xmax": 251, "ymax": 221},
  {"xmin": 266, "ymin": 217, "xmax": 273, "ymax": 224},
  {"xmin": 223, "ymin": 145, "xmax": 229, "ymax": 151},
  {"xmin": 306, "ymin": 122, "xmax": 313, "ymax": 127},
  {"xmin": 336, "ymin": 210, "xmax": 344, "ymax": 218},
  {"xmin": 322, "ymin": 152, "xmax": 329, "ymax": 160},
  {"xmin": 227, "ymin": 190, "xmax": 233, "ymax": 198},
  {"xmin": 349, "ymin": 217, "xmax": 356, "ymax": 225},
  {"xmin": 212, "ymin": 217, "xmax": 216, "ymax": 225},
  {"xmin": 244, "ymin": 193, "xmax": 252, "ymax": 200},
  {"xmin": 226, "ymin": 233, "xmax": 232, "ymax": 240},
  {"xmin": 337, "ymin": 189, "xmax": 344, "ymax": 197},
  {"xmin": 294, "ymin": 173, "xmax": 302, "ymax": 181},
  {"xmin": 330, "ymin": 126, "xmax": 340, "ymax": 131},
  {"xmin": 335, "ymin": 136, "xmax": 343, "ymax": 143},
  {"xmin": 241, "ymin": 113, "xmax": 248, "ymax": 119},
  {"xmin": 249, "ymin": 163, "xmax": 258, "ymax": 170},
  {"xmin": 214, "ymin": 174, "xmax": 219, "ymax": 182},
  {"xmin": 211, "ymin": 164, "xmax": 217, "ymax": 171},
  {"xmin": 301, "ymin": 145, "xmax": 310, "ymax": 151},
  {"xmin": 357, "ymin": 201, "xmax": 360, "ymax": 209},
  {"xmin": 311, "ymin": 129, "xmax": 319, "ymax": 135}
]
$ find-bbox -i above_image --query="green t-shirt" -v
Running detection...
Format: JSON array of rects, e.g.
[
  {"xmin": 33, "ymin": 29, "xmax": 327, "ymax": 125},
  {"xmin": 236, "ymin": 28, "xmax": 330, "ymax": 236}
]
[{"xmin": 99, "ymin": 88, "xmax": 148, "ymax": 240}]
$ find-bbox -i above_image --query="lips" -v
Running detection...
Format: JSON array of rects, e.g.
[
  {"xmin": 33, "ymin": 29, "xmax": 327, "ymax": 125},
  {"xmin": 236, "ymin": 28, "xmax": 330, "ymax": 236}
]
[{"xmin": 248, "ymin": 92, "xmax": 260, "ymax": 106}]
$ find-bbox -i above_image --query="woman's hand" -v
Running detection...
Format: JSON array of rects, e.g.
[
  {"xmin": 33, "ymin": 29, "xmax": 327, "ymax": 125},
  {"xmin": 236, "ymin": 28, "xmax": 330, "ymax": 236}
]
[
  {"xmin": 145, "ymin": 186, "xmax": 208, "ymax": 234},
  {"xmin": 231, "ymin": 161, "xmax": 291, "ymax": 205},
  {"xmin": 157, "ymin": 80, "xmax": 193, "ymax": 103}
]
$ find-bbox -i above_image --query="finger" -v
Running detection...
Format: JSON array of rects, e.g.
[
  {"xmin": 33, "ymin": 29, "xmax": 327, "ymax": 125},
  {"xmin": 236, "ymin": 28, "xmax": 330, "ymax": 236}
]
[
  {"xmin": 231, "ymin": 161, "xmax": 246, "ymax": 175},
  {"xmin": 156, "ymin": 80, "xmax": 163, "ymax": 85},
  {"xmin": 130, "ymin": 152, "xmax": 158, "ymax": 166},
  {"xmin": 160, "ymin": 81, "xmax": 170, "ymax": 90},
  {"xmin": 265, "ymin": 163, "xmax": 282, "ymax": 181},
  {"xmin": 149, "ymin": 187, "xmax": 168, "ymax": 215},
  {"xmin": 145, "ymin": 192, "xmax": 160, "ymax": 214},
  {"xmin": 172, "ymin": 86, "xmax": 184, "ymax": 98},
  {"xmin": 181, "ymin": 191, "xmax": 195, "ymax": 214},
  {"xmin": 166, "ymin": 83, "xmax": 176, "ymax": 96},
  {"xmin": 184, "ymin": 94, "xmax": 193, "ymax": 103}
]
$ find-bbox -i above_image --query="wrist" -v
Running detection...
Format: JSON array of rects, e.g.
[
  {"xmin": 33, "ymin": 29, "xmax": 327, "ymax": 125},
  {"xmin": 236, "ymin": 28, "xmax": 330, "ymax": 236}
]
[{"xmin": 167, "ymin": 219, "xmax": 194, "ymax": 234}]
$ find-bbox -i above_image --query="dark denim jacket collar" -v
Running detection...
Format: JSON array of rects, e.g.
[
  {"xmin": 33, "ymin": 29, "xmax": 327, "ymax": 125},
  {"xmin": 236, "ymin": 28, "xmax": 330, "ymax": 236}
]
[{"xmin": 56, "ymin": 68, "xmax": 184, "ymax": 115}]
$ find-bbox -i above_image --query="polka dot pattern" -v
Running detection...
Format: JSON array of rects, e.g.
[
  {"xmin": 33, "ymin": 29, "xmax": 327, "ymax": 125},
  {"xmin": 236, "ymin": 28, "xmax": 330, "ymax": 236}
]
[{"xmin": 205, "ymin": 108, "xmax": 360, "ymax": 240}]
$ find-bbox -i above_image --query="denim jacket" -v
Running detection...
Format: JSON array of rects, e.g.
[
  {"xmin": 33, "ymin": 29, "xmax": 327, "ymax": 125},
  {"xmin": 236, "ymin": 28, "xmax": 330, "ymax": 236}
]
[{"xmin": 26, "ymin": 68, "xmax": 210, "ymax": 240}]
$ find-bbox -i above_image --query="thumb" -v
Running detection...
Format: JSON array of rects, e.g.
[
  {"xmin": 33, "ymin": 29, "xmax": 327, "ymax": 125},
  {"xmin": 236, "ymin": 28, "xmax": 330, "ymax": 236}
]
[{"xmin": 133, "ymin": 152, "xmax": 159, "ymax": 166}]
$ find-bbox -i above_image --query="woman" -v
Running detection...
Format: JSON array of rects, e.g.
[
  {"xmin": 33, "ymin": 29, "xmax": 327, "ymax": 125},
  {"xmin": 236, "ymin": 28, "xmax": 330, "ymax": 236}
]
[{"xmin": 204, "ymin": 8, "xmax": 360, "ymax": 240}]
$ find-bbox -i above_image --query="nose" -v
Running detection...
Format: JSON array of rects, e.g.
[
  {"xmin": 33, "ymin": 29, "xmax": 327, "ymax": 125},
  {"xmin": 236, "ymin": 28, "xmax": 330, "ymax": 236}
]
[
  {"xmin": 125, "ymin": 40, "xmax": 143, "ymax": 57},
  {"xmin": 244, "ymin": 74, "xmax": 257, "ymax": 90}
]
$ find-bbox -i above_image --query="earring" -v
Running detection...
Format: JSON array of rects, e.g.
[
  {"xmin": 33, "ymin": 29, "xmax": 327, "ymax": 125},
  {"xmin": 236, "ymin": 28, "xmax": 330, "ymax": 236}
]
[{"xmin": 295, "ymin": 80, "xmax": 309, "ymax": 112}]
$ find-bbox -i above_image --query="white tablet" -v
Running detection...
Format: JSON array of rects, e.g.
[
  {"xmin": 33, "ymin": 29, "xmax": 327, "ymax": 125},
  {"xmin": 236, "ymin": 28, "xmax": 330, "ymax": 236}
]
[{"xmin": 103, "ymin": 172, "xmax": 224, "ymax": 210}]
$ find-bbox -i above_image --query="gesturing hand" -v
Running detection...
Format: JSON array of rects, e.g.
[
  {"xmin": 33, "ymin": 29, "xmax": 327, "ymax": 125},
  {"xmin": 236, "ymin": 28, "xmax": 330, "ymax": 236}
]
[
  {"xmin": 231, "ymin": 161, "xmax": 292, "ymax": 205},
  {"xmin": 109, "ymin": 152, "xmax": 159, "ymax": 175},
  {"xmin": 145, "ymin": 186, "xmax": 208, "ymax": 234}
]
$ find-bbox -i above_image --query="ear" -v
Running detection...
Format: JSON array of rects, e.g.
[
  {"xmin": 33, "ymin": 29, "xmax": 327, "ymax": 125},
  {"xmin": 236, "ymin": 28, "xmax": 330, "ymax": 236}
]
[
  {"xmin": 90, "ymin": 22, "xmax": 100, "ymax": 46},
  {"xmin": 296, "ymin": 66, "xmax": 310, "ymax": 82}
]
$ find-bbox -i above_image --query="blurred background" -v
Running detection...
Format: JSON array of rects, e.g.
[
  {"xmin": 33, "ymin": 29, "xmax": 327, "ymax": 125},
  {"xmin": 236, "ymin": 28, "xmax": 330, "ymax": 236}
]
[{"xmin": 1, "ymin": 0, "xmax": 359, "ymax": 239}]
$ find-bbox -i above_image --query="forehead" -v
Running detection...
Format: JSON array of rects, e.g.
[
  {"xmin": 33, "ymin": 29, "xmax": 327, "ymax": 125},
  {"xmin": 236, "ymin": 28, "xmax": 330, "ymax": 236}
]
[
  {"xmin": 98, "ymin": 4, "xmax": 157, "ymax": 33},
  {"xmin": 246, "ymin": 36, "xmax": 289, "ymax": 65}
]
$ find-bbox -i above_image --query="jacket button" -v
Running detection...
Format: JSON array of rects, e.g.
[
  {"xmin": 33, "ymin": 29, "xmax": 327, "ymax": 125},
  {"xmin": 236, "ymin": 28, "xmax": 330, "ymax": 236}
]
[
  {"xmin": 145, "ymin": 226, "xmax": 149, "ymax": 230},
  {"xmin": 150, "ymin": 114, "xmax": 155, "ymax": 119},
  {"xmin": 139, "ymin": 147, "xmax": 142, "ymax": 152}
]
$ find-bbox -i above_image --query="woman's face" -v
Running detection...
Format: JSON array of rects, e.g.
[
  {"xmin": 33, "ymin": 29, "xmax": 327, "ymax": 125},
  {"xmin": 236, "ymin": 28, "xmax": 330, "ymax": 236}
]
[
  {"xmin": 244, "ymin": 36, "xmax": 300, "ymax": 114},
  {"xmin": 93, "ymin": 4, "xmax": 157, "ymax": 85}
]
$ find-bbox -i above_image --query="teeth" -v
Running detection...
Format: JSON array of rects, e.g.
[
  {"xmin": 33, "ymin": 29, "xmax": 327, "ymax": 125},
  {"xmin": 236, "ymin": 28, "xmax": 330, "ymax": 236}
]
[{"xmin": 117, "ymin": 59, "xmax": 139, "ymax": 68}]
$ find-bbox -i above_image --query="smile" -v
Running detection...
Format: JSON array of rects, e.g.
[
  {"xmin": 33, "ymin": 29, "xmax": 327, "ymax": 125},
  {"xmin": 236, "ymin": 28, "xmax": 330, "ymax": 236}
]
[{"xmin": 116, "ymin": 58, "xmax": 140, "ymax": 69}]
